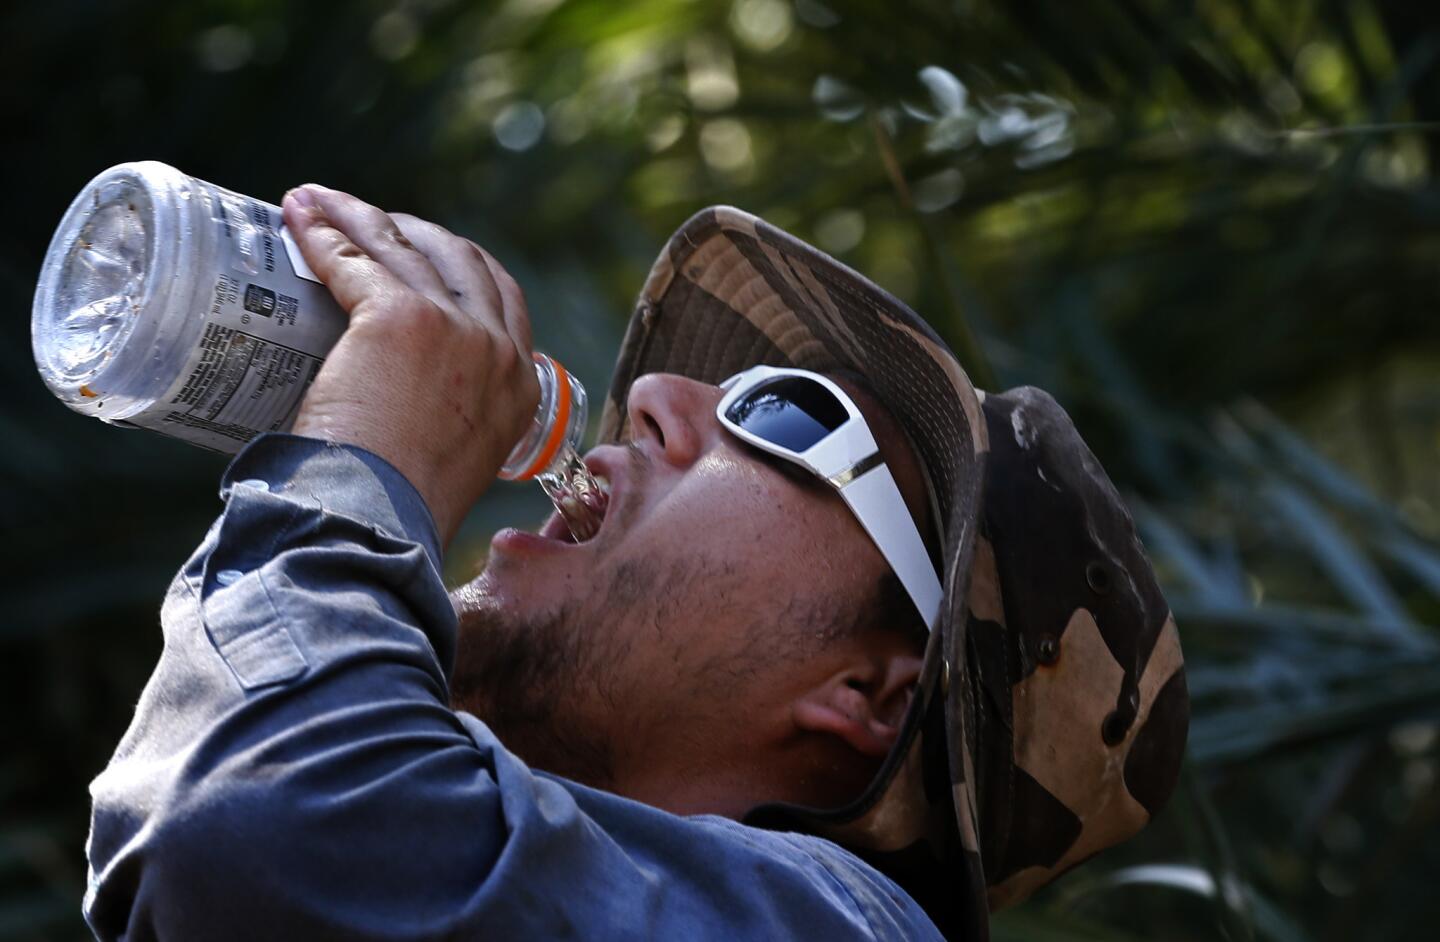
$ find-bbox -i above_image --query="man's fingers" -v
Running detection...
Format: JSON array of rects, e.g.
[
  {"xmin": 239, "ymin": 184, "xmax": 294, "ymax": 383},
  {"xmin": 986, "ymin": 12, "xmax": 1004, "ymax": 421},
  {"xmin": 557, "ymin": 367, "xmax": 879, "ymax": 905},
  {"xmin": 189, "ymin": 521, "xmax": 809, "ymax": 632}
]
[
  {"xmin": 390, "ymin": 213, "xmax": 505, "ymax": 326},
  {"xmin": 287, "ymin": 185, "xmax": 457, "ymax": 316},
  {"xmin": 388, "ymin": 214, "xmax": 530, "ymax": 360},
  {"xmin": 469, "ymin": 241, "xmax": 534, "ymax": 356},
  {"xmin": 282, "ymin": 188, "xmax": 414, "ymax": 316}
]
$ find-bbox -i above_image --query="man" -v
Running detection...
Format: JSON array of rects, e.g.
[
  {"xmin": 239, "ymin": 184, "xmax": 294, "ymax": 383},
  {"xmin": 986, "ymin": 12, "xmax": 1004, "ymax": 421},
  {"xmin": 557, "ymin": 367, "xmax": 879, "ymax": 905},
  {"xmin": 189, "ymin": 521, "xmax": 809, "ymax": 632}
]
[{"xmin": 83, "ymin": 186, "xmax": 1189, "ymax": 940}]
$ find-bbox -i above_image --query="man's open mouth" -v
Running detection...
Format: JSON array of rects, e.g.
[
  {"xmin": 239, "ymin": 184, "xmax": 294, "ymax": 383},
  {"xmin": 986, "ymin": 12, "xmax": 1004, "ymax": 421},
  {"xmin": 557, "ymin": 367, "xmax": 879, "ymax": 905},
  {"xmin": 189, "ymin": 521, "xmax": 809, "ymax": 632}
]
[
  {"xmin": 536, "ymin": 472, "xmax": 612, "ymax": 545},
  {"xmin": 538, "ymin": 509, "xmax": 583, "ymax": 544}
]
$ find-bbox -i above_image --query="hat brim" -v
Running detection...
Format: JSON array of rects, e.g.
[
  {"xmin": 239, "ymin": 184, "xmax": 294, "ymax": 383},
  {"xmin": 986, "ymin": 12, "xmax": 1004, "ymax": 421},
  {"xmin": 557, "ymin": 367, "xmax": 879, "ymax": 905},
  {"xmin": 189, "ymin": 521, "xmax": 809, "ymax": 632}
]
[{"xmin": 597, "ymin": 206, "xmax": 992, "ymax": 938}]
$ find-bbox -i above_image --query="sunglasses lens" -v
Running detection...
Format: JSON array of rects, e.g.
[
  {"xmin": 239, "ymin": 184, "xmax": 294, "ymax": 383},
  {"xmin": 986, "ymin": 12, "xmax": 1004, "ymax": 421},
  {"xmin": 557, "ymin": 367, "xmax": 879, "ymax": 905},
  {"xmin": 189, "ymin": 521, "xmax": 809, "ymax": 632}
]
[{"xmin": 724, "ymin": 376, "xmax": 849, "ymax": 452}]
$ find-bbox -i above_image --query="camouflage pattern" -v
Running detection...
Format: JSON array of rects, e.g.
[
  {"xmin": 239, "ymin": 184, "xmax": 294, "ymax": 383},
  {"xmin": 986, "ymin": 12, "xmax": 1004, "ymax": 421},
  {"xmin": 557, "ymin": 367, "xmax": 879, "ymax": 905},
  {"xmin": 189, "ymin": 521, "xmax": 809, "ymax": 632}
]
[{"xmin": 596, "ymin": 207, "xmax": 1189, "ymax": 940}]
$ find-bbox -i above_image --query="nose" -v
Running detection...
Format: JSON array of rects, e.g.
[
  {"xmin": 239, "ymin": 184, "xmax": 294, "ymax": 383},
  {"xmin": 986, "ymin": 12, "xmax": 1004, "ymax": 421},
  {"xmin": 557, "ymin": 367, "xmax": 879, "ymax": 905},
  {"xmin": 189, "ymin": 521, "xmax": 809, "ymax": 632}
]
[{"xmin": 624, "ymin": 373, "xmax": 720, "ymax": 469}]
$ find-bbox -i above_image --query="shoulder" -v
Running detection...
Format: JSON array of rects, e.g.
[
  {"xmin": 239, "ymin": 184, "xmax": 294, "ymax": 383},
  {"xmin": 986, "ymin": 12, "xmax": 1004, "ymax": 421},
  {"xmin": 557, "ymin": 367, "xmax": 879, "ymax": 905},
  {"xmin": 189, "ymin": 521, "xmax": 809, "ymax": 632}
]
[
  {"xmin": 454, "ymin": 714, "xmax": 943, "ymax": 939},
  {"xmin": 688, "ymin": 817, "xmax": 945, "ymax": 941}
]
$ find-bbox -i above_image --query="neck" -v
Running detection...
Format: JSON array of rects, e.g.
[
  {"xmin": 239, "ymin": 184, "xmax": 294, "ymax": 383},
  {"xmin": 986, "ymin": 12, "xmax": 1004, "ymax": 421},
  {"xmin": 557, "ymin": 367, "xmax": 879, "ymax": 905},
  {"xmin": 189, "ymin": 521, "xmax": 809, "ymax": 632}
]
[{"xmin": 610, "ymin": 721, "xmax": 874, "ymax": 819}]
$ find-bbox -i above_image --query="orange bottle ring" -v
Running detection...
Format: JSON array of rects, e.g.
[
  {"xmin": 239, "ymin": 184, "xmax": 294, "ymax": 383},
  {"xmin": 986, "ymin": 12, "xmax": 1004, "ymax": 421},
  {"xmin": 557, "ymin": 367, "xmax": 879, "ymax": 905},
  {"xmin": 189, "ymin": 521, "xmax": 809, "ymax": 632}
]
[{"xmin": 515, "ymin": 355, "xmax": 572, "ymax": 480}]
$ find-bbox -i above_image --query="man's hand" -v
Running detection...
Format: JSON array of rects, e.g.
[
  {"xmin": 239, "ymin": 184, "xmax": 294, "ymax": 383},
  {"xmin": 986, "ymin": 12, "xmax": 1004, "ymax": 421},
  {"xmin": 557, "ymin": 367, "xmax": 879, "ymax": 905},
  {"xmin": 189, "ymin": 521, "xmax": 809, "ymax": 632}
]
[{"xmin": 281, "ymin": 185, "xmax": 539, "ymax": 548}]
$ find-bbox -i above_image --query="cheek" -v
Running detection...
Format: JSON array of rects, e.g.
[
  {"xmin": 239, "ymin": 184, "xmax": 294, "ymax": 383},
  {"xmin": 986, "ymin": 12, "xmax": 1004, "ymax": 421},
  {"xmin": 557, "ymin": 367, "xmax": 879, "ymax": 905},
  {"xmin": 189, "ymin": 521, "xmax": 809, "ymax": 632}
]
[
  {"xmin": 778, "ymin": 498, "xmax": 891, "ymax": 604},
  {"xmin": 741, "ymin": 478, "xmax": 843, "ymax": 555},
  {"xmin": 649, "ymin": 453, "xmax": 785, "ymax": 541},
  {"xmin": 597, "ymin": 451, "xmax": 885, "ymax": 636},
  {"xmin": 661, "ymin": 457, "xmax": 877, "ymax": 594}
]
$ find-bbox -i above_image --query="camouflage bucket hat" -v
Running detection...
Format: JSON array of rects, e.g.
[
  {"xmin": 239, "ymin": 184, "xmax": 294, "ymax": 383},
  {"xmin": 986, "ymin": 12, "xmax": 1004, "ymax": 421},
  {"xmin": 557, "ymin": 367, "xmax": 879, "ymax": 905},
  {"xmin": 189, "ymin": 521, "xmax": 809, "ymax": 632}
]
[{"xmin": 596, "ymin": 206, "xmax": 1189, "ymax": 940}]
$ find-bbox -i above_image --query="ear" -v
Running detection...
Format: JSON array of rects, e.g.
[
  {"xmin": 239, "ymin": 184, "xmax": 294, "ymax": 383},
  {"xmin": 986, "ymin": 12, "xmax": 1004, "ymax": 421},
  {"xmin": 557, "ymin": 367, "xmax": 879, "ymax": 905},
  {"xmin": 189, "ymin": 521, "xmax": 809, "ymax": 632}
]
[{"xmin": 792, "ymin": 649, "xmax": 923, "ymax": 759}]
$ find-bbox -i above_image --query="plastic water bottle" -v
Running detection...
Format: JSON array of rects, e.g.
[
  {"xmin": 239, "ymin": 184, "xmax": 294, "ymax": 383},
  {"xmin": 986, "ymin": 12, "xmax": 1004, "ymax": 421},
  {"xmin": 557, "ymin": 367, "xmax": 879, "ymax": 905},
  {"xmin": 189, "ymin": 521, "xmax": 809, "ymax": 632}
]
[{"xmin": 31, "ymin": 161, "xmax": 606, "ymax": 539}]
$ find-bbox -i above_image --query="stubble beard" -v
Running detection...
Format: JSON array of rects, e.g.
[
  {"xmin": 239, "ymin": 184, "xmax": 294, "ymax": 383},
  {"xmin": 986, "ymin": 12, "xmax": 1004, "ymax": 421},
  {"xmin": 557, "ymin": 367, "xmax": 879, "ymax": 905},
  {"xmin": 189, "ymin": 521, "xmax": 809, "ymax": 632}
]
[
  {"xmin": 448, "ymin": 546, "xmax": 780, "ymax": 791},
  {"xmin": 449, "ymin": 529, "xmax": 729, "ymax": 790},
  {"xmin": 449, "ymin": 576, "xmax": 626, "ymax": 790}
]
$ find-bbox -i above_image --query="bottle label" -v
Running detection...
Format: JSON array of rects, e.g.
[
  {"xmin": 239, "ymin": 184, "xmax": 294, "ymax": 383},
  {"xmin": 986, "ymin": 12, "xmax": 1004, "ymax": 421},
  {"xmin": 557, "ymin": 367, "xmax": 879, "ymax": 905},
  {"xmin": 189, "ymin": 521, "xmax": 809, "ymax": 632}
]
[{"xmin": 119, "ymin": 183, "xmax": 347, "ymax": 453}]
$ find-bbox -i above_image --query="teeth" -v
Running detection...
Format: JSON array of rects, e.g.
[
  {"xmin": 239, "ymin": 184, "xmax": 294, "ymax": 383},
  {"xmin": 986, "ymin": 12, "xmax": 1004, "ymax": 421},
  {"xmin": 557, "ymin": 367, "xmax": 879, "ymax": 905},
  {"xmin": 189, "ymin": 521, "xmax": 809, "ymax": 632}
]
[
  {"xmin": 556, "ymin": 489, "xmax": 606, "ymax": 543},
  {"xmin": 595, "ymin": 474, "xmax": 611, "ymax": 497}
]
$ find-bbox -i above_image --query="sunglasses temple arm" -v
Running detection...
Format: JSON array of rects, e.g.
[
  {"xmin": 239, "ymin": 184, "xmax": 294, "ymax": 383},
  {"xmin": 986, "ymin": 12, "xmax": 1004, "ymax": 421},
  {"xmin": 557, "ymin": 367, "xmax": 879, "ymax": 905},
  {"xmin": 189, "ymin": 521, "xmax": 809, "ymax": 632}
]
[{"xmin": 839, "ymin": 465, "xmax": 944, "ymax": 633}]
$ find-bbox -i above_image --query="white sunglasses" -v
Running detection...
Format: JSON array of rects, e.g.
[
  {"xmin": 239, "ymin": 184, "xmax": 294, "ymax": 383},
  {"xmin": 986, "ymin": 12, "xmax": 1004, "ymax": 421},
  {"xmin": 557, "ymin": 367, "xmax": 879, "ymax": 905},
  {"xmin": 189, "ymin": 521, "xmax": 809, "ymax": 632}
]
[{"xmin": 717, "ymin": 365, "xmax": 942, "ymax": 633}]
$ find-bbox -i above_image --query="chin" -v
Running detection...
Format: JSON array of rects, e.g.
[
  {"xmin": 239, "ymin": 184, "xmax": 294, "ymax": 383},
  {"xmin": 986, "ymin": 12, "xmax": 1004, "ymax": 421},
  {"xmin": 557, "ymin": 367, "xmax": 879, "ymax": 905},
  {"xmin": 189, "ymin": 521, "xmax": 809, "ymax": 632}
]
[{"xmin": 451, "ymin": 570, "xmax": 509, "ymax": 619}]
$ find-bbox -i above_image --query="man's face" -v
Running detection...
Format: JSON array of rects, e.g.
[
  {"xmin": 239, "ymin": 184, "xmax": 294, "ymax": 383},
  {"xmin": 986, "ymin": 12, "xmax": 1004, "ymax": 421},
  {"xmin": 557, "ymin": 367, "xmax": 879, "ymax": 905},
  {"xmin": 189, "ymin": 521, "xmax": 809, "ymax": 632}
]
[{"xmin": 450, "ymin": 371, "xmax": 927, "ymax": 804}]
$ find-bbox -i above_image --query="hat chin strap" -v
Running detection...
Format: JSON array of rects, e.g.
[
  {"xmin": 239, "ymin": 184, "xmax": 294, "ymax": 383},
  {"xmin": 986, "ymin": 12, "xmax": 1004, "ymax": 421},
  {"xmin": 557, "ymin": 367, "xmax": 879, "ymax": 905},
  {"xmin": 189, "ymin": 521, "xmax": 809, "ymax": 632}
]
[
  {"xmin": 742, "ymin": 647, "xmax": 980, "ymax": 936},
  {"xmin": 742, "ymin": 631, "xmax": 947, "ymax": 840}
]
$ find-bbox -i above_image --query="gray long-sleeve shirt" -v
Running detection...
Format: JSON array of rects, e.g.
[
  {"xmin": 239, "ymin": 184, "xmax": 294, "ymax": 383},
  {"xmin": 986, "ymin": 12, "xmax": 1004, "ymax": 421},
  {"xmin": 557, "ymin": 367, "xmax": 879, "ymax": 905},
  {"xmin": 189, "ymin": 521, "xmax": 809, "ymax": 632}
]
[{"xmin": 83, "ymin": 434, "xmax": 941, "ymax": 940}]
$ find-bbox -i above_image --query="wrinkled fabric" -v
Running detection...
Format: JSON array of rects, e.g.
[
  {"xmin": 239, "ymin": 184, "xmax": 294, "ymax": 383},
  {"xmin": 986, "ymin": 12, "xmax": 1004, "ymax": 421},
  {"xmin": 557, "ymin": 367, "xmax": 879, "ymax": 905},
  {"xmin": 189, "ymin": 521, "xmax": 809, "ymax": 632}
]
[{"xmin": 83, "ymin": 433, "xmax": 942, "ymax": 942}]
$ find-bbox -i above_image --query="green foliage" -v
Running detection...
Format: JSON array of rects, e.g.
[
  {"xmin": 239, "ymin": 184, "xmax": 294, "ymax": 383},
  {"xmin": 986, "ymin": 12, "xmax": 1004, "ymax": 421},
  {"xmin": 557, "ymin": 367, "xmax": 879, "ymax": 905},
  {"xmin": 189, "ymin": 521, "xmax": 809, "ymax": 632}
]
[{"xmin": 2, "ymin": 0, "xmax": 1437, "ymax": 938}]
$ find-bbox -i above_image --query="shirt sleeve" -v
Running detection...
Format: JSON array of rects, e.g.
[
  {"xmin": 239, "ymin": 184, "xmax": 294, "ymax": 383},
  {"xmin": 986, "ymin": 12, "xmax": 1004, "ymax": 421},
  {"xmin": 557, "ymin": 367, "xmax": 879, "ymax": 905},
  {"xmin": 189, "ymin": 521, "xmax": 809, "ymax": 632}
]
[{"xmin": 82, "ymin": 433, "xmax": 942, "ymax": 942}]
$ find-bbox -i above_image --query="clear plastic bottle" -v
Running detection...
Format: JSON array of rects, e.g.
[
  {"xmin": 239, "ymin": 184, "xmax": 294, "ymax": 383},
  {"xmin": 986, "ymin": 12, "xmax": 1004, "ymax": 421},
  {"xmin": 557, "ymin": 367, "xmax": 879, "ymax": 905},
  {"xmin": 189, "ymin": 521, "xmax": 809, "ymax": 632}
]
[
  {"xmin": 31, "ymin": 161, "xmax": 606, "ymax": 539},
  {"xmin": 498, "ymin": 353, "xmax": 608, "ymax": 541}
]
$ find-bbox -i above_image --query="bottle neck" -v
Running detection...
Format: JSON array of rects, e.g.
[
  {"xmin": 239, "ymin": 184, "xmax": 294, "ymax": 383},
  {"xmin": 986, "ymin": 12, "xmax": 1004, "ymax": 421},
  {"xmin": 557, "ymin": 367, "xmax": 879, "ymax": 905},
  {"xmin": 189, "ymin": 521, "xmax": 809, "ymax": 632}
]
[{"xmin": 497, "ymin": 353, "xmax": 589, "ymax": 481}]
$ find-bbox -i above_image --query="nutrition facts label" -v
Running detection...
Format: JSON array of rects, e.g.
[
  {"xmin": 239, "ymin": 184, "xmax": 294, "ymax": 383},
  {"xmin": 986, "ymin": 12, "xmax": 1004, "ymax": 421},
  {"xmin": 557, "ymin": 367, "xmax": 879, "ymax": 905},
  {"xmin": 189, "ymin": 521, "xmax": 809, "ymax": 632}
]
[{"xmin": 156, "ymin": 323, "xmax": 323, "ymax": 445}]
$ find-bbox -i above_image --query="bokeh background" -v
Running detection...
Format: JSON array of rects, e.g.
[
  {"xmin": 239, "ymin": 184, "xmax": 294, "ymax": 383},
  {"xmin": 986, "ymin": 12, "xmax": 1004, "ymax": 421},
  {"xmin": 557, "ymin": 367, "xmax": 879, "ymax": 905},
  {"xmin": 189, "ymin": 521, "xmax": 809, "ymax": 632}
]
[{"xmin": 3, "ymin": 0, "xmax": 1438, "ymax": 939}]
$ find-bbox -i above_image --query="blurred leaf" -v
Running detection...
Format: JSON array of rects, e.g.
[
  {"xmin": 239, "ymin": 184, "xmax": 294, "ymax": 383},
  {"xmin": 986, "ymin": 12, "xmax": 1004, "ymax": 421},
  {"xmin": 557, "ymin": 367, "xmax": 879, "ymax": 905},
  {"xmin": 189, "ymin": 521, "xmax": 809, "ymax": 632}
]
[
  {"xmin": 1062, "ymin": 864, "xmax": 1312, "ymax": 942},
  {"xmin": 1260, "ymin": 481, "xmax": 1414, "ymax": 637}
]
